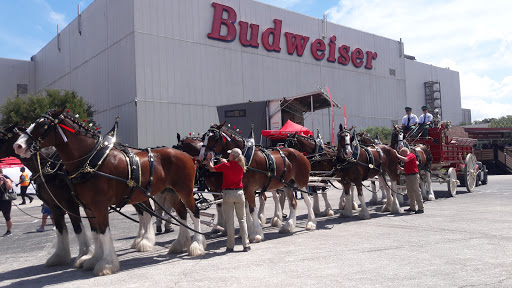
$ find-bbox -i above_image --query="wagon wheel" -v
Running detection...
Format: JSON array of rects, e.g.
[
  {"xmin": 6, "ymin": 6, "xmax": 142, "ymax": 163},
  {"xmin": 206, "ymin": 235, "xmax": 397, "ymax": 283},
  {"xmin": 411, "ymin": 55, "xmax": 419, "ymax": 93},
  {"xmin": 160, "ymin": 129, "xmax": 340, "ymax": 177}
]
[
  {"xmin": 447, "ymin": 168, "xmax": 457, "ymax": 197},
  {"xmin": 464, "ymin": 153, "xmax": 477, "ymax": 193}
]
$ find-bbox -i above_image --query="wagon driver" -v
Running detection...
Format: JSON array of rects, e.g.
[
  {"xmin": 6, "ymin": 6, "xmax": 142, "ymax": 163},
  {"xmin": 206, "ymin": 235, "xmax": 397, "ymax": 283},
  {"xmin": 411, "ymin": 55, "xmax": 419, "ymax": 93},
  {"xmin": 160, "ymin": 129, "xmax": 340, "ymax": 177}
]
[
  {"xmin": 396, "ymin": 147, "xmax": 424, "ymax": 214},
  {"xmin": 207, "ymin": 148, "xmax": 251, "ymax": 252},
  {"xmin": 401, "ymin": 106, "xmax": 418, "ymax": 135},
  {"xmin": 418, "ymin": 105, "xmax": 433, "ymax": 137}
]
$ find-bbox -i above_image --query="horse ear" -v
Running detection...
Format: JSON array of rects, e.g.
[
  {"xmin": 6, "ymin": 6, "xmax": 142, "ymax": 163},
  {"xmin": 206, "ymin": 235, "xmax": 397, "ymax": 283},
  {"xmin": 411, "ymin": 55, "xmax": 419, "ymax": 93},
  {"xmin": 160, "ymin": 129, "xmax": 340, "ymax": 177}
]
[
  {"xmin": 218, "ymin": 122, "xmax": 226, "ymax": 129},
  {"xmin": 50, "ymin": 108, "xmax": 65, "ymax": 118},
  {"xmin": 177, "ymin": 133, "xmax": 181, "ymax": 142},
  {"xmin": 339, "ymin": 123, "xmax": 342, "ymax": 131}
]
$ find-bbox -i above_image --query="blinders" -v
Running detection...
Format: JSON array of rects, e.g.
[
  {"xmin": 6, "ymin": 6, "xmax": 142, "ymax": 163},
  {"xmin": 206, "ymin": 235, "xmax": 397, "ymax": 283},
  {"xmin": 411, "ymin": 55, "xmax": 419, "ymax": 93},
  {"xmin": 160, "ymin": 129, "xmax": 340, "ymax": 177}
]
[{"xmin": 24, "ymin": 113, "xmax": 62, "ymax": 153}]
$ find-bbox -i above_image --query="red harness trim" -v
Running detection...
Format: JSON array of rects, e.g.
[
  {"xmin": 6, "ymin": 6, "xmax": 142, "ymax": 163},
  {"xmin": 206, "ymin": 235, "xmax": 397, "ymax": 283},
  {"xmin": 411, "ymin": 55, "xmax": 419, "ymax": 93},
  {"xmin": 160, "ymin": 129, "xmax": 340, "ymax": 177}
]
[{"xmin": 58, "ymin": 124, "xmax": 76, "ymax": 133}]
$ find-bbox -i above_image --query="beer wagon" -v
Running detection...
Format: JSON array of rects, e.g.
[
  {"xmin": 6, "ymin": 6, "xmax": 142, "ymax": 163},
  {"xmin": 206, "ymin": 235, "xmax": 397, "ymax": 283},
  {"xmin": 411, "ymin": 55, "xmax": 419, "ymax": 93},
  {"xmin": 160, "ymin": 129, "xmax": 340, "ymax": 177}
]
[{"xmin": 408, "ymin": 122, "xmax": 479, "ymax": 196}]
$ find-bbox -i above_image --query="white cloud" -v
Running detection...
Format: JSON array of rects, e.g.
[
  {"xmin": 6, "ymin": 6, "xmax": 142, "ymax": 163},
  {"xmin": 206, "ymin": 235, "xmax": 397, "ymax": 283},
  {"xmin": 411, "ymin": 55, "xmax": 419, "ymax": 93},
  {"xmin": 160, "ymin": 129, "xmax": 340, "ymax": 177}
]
[
  {"xmin": 34, "ymin": 0, "xmax": 69, "ymax": 29},
  {"xmin": 325, "ymin": 0, "xmax": 512, "ymax": 121},
  {"xmin": 49, "ymin": 11, "xmax": 67, "ymax": 28}
]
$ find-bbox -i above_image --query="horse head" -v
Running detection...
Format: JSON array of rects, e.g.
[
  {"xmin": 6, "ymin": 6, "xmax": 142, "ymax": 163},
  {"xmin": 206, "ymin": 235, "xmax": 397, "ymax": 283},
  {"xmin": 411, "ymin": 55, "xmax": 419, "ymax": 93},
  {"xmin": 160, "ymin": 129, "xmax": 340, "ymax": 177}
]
[
  {"xmin": 390, "ymin": 125, "xmax": 404, "ymax": 151},
  {"xmin": 337, "ymin": 124, "xmax": 353, "ymax": 158},
  {"xmin": 198, "ymin": 122, "xmax": 229, "ymax": 161},
  {"xmin": 0, "ymin": 124, "xmax": 24, "ymax": 158},
  {"xmin": 285, "ymin": 133, "xmax": 299, "ymax": 149},
  {"xmin": 14, "ymin": 108, "xmax": 99, "ymax": 159}
]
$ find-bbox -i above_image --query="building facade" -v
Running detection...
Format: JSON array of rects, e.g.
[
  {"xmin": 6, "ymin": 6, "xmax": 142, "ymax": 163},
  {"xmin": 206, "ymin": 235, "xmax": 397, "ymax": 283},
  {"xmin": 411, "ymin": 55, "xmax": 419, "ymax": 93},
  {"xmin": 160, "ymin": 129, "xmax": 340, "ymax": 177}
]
[{"xmin": 0, "ymin": 0, "xmax": 466, "ymax": 147}]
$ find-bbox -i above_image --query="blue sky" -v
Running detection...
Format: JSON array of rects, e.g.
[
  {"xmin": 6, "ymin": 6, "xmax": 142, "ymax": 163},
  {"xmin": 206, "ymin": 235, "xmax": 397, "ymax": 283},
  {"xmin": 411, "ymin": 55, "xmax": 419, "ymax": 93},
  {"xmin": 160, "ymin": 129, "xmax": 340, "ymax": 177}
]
[{"xmin": 1, "ymin": 0, "xmax": 510, "ymax": 121}]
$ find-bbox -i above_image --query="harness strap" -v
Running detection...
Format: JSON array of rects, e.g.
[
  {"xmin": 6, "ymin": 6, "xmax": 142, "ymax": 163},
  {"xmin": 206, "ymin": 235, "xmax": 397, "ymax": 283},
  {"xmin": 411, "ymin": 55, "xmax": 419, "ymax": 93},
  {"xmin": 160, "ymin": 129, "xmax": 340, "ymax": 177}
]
[
  {"xmin": 258, "ymin": 147, "xmax": 275, "ymax": 193},
  {"xmin": 277, "ymin": 147, "xmax": 287, "ymax": 183},
  {"xmin": 146, "ymin": 148, "xmax": 155, "ymax": 197}
]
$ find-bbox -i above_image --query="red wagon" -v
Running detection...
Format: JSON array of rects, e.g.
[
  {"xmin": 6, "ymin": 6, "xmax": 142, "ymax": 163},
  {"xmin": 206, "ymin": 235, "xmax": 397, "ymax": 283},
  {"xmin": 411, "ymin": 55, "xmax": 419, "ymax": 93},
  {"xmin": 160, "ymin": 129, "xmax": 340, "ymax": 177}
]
[{"xmin": 407, "ymin": 122, "xmax": 478, "ymax": 196}]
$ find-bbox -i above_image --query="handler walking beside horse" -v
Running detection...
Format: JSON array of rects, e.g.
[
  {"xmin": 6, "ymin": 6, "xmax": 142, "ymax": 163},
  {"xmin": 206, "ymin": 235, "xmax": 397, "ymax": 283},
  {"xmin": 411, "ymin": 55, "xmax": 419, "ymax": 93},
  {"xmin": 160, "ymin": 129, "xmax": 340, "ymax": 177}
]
[
  {"xmin": 396, "ymin": 147, "xmax": 424, "ymax": 214},
  {"xmin": 207, "ymin": 148, "xmax": 250, "ymax": 252}
]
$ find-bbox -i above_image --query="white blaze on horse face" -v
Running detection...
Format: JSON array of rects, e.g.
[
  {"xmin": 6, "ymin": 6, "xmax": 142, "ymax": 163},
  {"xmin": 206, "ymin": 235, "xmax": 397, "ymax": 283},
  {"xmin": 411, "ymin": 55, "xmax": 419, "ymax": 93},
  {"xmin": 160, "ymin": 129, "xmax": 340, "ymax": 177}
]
[
  {"xmin": 398, "ymin": 131, "xmax": 404, "ymax": 150},
  {"xmin": 344, "ymin": 133, "xmax": 352, "ymax": 156},
  {"xmin": 13, "ymin": 123, "xmax": 35, "ymax": 157},
  {"xmin": 198, "ymin": 133, "xmax": 209, "ymax": 161}
]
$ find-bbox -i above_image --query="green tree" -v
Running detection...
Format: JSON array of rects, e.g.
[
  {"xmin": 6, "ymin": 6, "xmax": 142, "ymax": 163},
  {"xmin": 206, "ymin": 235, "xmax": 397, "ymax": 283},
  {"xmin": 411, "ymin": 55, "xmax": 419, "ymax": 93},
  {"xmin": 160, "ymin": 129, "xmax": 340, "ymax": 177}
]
[
  {"xmin": 473, "ymin": 118, "xmax": 496, "ymax": 125},
  {"xmin": 360, "ymin": 126, "xmax": 393, "ymax": 144},
  {"xmin": 0, "ymin": 89, "xmax": 96, "ymax": 127},
  {"xmin": 489, "ymin": 115, "xmax": 512, "ymax": 128}
]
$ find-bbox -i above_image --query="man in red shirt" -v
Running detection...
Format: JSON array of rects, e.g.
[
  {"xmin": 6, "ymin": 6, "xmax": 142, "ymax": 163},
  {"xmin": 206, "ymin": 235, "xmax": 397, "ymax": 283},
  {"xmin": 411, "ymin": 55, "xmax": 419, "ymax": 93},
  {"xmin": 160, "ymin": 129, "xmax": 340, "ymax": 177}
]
[
  {"xmin": 396, "ymin": 147, "xmax": 424, "ymax": 214},
  {"xmin": 207, "ymin": 148, "xmax": 250, "ymax": 252}
]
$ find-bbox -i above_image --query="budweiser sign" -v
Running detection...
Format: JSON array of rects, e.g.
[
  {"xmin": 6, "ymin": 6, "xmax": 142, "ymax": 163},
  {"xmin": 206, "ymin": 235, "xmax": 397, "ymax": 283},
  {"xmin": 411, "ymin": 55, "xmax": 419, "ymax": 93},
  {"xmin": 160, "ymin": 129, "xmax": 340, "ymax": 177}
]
[{"xmin": 207, "ymin": 2, "xmax": 378, "ymax": 69}]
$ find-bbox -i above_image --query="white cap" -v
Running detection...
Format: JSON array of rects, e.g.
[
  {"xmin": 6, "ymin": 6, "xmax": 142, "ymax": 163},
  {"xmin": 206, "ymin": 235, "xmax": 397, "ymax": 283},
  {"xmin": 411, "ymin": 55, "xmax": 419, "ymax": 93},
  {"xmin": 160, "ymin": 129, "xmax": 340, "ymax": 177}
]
[{"xmin": 227, "ymin": 148, "xmax": 242, "ymax": 157}]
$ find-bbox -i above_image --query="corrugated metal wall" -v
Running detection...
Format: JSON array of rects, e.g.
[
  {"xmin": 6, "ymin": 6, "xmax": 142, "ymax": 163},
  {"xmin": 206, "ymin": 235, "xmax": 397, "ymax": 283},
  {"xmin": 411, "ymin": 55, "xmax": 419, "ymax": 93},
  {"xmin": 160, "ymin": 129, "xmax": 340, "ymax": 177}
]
[{"xmin": 133, "ymin": 0, "xmax": 413, "ymax": 147}]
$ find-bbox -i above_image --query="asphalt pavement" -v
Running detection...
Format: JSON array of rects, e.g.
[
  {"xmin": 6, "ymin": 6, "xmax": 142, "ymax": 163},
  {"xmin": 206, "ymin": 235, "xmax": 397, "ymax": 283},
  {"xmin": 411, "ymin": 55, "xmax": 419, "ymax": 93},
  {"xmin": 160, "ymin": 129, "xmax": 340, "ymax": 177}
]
[{"xmin": 1, "ymin": 175, "xmax": 511, "ymax": 288}]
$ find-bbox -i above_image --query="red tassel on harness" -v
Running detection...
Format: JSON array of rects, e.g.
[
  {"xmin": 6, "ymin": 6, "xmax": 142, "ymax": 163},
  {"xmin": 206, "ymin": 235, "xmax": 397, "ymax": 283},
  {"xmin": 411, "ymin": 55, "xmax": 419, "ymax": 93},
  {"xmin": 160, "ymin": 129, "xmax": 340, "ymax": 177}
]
[{"xmin": 58, "ymin": 124, "xmax": 76, "ymax": 133}]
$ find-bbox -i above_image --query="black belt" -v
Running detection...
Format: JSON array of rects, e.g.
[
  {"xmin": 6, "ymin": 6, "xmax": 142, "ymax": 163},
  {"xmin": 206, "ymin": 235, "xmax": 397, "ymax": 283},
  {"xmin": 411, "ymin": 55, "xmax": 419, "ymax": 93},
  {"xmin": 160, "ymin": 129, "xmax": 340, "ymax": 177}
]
[
  {"xmin": 223, "ymin": 188, "xmax": 243, "ymax": 190},
  {"xmin": 406, "ymin": 173, "xmax": 418, "ymax": 175}
]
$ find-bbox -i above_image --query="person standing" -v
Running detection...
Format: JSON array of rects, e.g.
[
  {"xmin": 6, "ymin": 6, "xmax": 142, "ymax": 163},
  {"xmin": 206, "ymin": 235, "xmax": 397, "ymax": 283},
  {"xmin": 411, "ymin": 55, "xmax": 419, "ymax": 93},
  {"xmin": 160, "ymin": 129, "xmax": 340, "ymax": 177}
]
[
  {"xmin": 401, "ymin": 107, "xmax": 418, "ymax": 135},
  {"xmin": 418, "ymin": 106, "xmax": 433, "ymax": 137},
  {"xmin": 207, "ymin": 148, "xmax": 250, "ymax": 252},
  {"xmin": 0, "ymin": 168, "xmax": 14, "ymax": 236},
  {"xmin": 16, "ymin": 167, "xmax": 33, "ymax": 205},
  {"xmin": 36, "ymin": 204, "xmax": 55, "ymax": 232},
  {"xmin": 396, "ymin": 147, "xmax": 424, "ymax": 214}
]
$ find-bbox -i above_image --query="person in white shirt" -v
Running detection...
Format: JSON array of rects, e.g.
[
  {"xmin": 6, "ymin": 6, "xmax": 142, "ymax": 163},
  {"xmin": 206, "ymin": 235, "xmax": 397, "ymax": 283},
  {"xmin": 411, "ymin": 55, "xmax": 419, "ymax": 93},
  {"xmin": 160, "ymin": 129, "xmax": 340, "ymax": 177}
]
[
  {"xmin": 401, "ymin": 107, "xmax": 418, "ymax": 135},
  {"xmin": 418, "ymin": 105, "xmax": 433, "ymax": 137}
]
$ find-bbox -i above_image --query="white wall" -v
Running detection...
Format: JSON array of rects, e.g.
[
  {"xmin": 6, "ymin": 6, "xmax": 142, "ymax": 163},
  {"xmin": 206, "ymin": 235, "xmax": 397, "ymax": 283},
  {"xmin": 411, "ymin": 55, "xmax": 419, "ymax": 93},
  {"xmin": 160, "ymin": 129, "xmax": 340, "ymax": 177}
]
[
  {"xmin": 0, "ymin": 58, "xmax": 34, "ymax": 105},
  {"xmin": 405, "ymin": 59, "xmax": 462, "ymax": 125}
]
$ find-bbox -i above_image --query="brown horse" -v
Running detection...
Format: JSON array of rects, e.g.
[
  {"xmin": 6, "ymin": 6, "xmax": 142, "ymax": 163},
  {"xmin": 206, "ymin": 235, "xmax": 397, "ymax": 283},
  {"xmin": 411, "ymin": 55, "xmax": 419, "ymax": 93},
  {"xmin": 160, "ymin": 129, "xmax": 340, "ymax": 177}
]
[
  {"xmin": 285, "ymin": 133, "xmax": 358, "ymax": 215},
  {"xmin": 198, "ymin": 123, "xmax": 313, "ymax": 241},
  {"xmin": 336, "ymin": 124, "xmax": 402, "ymax": 218},
  {"xmin": 0, "ymin": 125, "xmax": 93, "ymax": 267},
  {"xmin": 390, "ymin": 125, "xmax": 435, "ymax": 201},
  {"xmin": 14, "ymin": 109, "xmax": 206, "ymax": 276}
]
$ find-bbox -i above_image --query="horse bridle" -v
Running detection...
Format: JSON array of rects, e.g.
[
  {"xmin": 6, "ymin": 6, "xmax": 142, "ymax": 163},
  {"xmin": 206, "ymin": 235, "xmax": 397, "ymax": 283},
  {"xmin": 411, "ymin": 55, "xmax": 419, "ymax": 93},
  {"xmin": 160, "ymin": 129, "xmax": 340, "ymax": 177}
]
[
  {"xmin": 337, "ymin": 129, "xmax": 352, "ymax": 158},
  {"xmin": 199, "ymin": 127, "xmax": 224, "ymax": 160},
  {"xmin": 23, "ymin": 113, "xmax": 63, "ymax": 154}
]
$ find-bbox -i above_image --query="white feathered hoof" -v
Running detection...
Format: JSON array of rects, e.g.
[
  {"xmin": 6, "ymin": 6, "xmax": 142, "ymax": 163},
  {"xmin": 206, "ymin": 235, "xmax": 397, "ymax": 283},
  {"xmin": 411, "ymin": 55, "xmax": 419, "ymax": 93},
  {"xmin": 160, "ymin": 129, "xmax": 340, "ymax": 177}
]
[
  {"xmin": 324, "ymin": 208, "xmax": 334, "ymax": 217},
  {"xmin": 427, "ymin": 194, "xmax": 436, "ymax": 201},
  {"xmin": 270, "ymin": 216, "xmax": 282, "ymax": 227},
  {"xmin": 381, "ymin": 203, "xmax": 392, "ymax": 213},
  {"xmin": 93, "ymin": 259, "xmax": 120, "ymax": 276},
  {"xmin": 188, "ymin": 241, "xmax": 205, "ymax": 257},
  {"xmin": 279, "ymin": 222, "xmax": 294, "ymax": 234},
  {"xmin": 45, "ymin": 250, "xmax": 71, "ymax": 267},
  {"xmin": 74, "ymin": 252, "xmax": 93, "ymax": 269},
  {"xmin": 83, "ymin": 255, "xmax": 100, "ymax": 271},
  {"xmin": 130, "ymin": 238, "xmax": 142, "ymax": 250},
  {"xmin": 134, "ymin": 239, "xmax": 154, "ymax": 252},
  {"xmin": 306, "ymin": 221, "xmax": 316, "ymax": 230},
  {"xmin": 259, "ymin": 213, "xmax": 267, "ymax": 225},
  {"xmin": 339, "ymin": 200, "xmax": 345, "ymax": 211},
  {"xmin": 252, "ymin": 235, "xmax": 262, "ymax": 243},
  {"xmin": 358, "ymin": 209, "xmax": 371, "ymax": 220},
  {"xmin": 391, "ymin": 204, "xmax": 402, "ymax": 214}
]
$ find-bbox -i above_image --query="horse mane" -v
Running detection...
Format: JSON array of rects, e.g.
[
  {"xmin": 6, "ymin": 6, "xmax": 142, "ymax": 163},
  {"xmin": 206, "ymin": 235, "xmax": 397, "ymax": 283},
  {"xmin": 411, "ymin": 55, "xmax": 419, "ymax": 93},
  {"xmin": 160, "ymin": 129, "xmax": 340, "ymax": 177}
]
[
  {"xmin": 214, "ymin": 124, "xmax": 246, "ymax": 142},
  {"xmin": 59, "ymin": 110, "xmax": 101, "ymax": 138}
]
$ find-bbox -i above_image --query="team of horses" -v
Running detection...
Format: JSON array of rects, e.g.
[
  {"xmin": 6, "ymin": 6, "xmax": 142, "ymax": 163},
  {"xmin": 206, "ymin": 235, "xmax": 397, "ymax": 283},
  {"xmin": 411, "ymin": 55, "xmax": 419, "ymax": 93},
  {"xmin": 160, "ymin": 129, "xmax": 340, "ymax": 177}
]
[{"xmin": 8, "ymin": 108, "xmax": 433, "ymax": 276}]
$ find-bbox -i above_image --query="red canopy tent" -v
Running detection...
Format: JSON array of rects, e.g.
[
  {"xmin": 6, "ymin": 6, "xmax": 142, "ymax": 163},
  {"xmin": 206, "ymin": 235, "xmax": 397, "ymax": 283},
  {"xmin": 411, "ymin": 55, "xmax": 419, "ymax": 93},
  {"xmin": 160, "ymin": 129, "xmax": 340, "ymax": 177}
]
[
  {"xmin": 261, "ymin": 120, "xmax": 313, "ymax": 140},
  {"xmin": 0, "ymin": 157, "xmax": 25, "ymax": 169}
]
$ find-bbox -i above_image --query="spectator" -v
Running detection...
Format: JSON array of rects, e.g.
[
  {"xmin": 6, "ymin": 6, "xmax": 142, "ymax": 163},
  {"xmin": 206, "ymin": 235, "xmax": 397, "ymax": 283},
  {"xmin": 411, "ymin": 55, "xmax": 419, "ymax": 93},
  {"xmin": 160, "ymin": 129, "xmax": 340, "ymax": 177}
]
[
  {"xmin": 36, "ymin": 204, "xmax": 55, "ymax": 232},
  {"xmin": 0, "ymin": 168, "xmax": 14, "ymax": 236},
  {"xmin": 16, "ymin": 167, "xmax": 33, "ymax": 205}
]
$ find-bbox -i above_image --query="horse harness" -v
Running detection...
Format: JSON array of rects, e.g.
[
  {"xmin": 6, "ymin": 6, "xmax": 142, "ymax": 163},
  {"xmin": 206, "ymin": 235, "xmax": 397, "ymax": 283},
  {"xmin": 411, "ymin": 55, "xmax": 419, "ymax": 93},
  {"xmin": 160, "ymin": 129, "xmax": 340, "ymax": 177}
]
[{"xmin": 337, "ymin": 133, "xmax": 384, "ymax": 181}]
